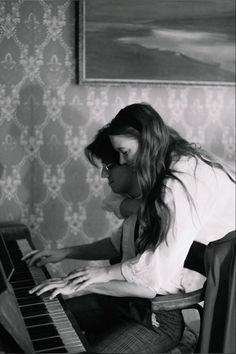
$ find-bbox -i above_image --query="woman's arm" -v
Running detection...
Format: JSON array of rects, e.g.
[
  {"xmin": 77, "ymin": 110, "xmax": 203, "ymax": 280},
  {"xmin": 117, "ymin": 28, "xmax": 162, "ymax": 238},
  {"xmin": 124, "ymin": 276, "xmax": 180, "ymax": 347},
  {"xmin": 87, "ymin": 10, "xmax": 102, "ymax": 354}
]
[
  {"xmin": 87, "ymin": 281, "xmax": 156, "ymax": 298},
  {"xmin": 23, "ymin": 237, "xmax": 119, "ymax": 267},
  {"xmin": 29, "ymin": 278, "xmax": 156, "ymax": 299}
]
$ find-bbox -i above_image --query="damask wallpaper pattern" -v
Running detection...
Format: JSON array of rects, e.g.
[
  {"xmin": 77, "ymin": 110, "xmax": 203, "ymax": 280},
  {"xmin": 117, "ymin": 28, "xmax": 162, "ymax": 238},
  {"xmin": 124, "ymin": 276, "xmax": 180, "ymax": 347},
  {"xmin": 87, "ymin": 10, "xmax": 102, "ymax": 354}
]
[{"xmin": 0, "ymin": 0, "xmax": 235, "ymax": 276}]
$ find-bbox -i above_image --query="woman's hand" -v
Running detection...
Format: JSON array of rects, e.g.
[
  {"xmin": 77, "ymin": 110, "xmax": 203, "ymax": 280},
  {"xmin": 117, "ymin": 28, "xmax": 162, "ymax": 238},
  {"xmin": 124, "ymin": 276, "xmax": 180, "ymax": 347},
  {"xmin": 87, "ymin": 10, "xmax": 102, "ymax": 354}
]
[
  {"xmin": 22, "ymin": 248, "xmax": 69, "ymax": 267},
  {"xmin": 65, "ymin": 266, "xmax": 110, "ymax": 291},
  {"xmin": 29, "ymin": 278, "xmax": 79, "ymax": 299}
]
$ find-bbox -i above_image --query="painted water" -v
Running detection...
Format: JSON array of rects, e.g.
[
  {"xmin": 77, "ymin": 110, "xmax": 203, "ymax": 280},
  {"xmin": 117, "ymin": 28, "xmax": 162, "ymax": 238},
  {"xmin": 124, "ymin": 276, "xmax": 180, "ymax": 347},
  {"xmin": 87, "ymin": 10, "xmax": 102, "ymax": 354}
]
[{"xmin": 85, "ymin": 0, "xmax": 235, "ymax": 82}]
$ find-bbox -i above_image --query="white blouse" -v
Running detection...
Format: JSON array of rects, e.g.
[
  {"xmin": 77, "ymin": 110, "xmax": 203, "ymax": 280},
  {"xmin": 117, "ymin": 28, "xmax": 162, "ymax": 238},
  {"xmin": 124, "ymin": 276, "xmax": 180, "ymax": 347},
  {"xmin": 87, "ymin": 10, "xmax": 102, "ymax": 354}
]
[{"xmin": 104, "ymin": 157, "xmax": 235, "ymax": 294}]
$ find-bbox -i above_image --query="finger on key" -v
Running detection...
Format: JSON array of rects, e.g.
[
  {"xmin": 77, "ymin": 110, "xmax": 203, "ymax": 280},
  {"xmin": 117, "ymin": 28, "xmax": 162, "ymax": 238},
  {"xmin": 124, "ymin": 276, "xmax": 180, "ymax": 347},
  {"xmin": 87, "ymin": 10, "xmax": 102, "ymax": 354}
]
[
  {"xmin": 29, "ymin": 279, "xmax": 67, "ymax": 295},
  {"xmin": 28, "ymin": 253, "xmax": 46, "ymax": 267},
  {"xmin": 29, "ymin": 283, "xmax": 45, "ymax": 295},
  {"xmin": 35, "ymin": 282, "xmax": 66, "ymax": 296},
  {"xmin": 29, "ymin": 279, "xmax": 53, "ymax": 294},
  {"xmin": 21, "ymin": 250, "xmax": 39, "ymax": 261}
]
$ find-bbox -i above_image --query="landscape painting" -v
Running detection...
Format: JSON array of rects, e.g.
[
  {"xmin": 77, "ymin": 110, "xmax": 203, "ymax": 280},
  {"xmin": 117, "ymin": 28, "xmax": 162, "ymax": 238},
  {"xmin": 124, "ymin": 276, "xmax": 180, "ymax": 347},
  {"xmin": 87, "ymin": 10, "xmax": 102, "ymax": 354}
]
[{"xmin": 78, "ymin": 0, "xmax": 235, "ymax": 84}]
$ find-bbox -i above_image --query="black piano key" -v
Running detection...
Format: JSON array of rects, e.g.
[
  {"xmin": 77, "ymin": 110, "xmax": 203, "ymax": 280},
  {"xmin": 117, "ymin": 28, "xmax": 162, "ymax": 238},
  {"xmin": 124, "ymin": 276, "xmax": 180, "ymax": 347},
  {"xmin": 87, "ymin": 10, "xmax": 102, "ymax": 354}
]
[
  {"xmin": 33, "ymin": 336, "xmax": 65, "ymax": 351},
  {"xmin": 11, "ymin": 279, "xmax": 35, "ymax": 289},
  {"xmin": 13, "ymin": 263, "xmax": 29, "ymax": 270},
  {"xmin": 21, "ymin": 303, "xmax": 48, "ymax": 317},
  {"xmin": 11, "ymin": 271, "xmax": 34, "ymax": 282},
  {"xmin": 38, "ymin": 347, "xmax": 68, "ymax": 353},
  {"xmin": 12, "ymin": 285, "xmax": 33, "ymax": 293},
  {"xmin": 5, "ymin": 239, "xmax": 19, "ymax": 250},
  {"xmin": 28, "ymin": 324, "xmax": 59, "ymax": 340},
  {"xmin": 9, "ymin": 248, "xmax": 22, "ymax": 257},
  {"xmin": 14, "ymin": 287, "xmax": 37, "ymax": 298},
  {"xmin": 25, "ymin": 314, "xmax": 53, "ymax": 327},
  {"xmin": 13, "ymin": 263, "xmax": 30, "ymax": 271},
  {"xmin": 8, "ymin": 252, "xmax": 24, "ymax": 264},
  {"xmin": 18, "ymin": 296, "xmax": 44, "ymax": 306},
  {"xmin": 11, "ymin": 265, "xmax": 32, "ymax": 276}
]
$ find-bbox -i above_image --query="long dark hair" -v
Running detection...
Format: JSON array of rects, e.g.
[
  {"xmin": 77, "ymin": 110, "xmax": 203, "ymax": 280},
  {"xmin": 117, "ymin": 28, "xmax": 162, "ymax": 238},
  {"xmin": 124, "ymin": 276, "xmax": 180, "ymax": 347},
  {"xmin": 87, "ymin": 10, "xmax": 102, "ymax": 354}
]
[{"xmin": 105, "ymin": 103, "xmax": 235, "ymax": 251}]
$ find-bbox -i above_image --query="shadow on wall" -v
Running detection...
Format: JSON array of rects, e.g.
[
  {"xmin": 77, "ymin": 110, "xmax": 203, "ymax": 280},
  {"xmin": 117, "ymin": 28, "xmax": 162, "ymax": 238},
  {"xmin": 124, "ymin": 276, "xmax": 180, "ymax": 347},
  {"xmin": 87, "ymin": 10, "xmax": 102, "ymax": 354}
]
[{"xmin": 0, "ymin": 162, "xmax": 3, "ymax": 178}]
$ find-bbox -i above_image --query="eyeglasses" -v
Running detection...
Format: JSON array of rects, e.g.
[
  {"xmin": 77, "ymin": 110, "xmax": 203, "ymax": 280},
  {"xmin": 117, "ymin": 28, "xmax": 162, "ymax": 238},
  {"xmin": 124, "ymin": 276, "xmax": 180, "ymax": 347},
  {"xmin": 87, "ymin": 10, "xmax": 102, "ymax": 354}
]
[{"xmin": 102, "ymin": 163, "xmax": 116, "ymax": 173}]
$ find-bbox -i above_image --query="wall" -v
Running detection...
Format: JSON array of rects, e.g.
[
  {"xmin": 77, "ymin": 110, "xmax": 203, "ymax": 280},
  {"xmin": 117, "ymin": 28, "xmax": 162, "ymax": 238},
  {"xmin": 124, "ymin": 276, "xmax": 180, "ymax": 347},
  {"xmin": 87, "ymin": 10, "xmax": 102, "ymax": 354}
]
[{"xmin": 0, "ymin": 0, "xmax": 235, "ymax": 275}]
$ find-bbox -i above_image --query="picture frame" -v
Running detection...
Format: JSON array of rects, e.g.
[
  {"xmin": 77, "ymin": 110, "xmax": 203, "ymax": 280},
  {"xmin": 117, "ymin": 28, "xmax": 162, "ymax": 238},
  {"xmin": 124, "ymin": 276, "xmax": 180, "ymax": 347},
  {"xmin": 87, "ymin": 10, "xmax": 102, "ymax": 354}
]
[{"xmin": 76, "ymin": 0, "xmax": 235, "ymax": 86}]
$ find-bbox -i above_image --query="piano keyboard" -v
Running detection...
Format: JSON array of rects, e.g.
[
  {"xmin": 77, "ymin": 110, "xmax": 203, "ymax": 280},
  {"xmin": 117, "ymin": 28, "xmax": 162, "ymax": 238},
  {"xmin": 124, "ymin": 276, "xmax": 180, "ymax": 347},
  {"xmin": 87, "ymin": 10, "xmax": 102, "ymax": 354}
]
[{"xmin": 6, "ymin": 238, "xmax": 87, "ymax": 353}]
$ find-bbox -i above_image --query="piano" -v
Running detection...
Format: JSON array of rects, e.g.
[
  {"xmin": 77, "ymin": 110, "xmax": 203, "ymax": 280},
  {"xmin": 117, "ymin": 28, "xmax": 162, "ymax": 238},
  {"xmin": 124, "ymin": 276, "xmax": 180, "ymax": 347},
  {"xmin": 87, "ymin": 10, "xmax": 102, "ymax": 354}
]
[{"xmin": 0, "ymin": 222, "xmax": 89, "ymax": 353}]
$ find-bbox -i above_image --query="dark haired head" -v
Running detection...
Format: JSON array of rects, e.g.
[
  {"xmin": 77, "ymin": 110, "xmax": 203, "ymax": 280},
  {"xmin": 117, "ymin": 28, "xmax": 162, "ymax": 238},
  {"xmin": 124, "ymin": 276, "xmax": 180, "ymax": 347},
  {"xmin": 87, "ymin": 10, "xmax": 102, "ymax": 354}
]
[
  {"xmin": 106, "ymin": 103, "xmax": 165, "ymax": 138},
  {"xmin": 85, "ymin": 127, "xmax": 119, "ymax": 167}
]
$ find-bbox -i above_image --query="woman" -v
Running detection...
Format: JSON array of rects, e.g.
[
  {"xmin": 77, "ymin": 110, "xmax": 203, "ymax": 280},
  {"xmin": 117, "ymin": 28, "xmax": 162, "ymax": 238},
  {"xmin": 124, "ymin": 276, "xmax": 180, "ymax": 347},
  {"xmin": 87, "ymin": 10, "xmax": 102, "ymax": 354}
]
[{"xmin": 104, "ymin": 103, "xmax": 235, "ymax": 287}]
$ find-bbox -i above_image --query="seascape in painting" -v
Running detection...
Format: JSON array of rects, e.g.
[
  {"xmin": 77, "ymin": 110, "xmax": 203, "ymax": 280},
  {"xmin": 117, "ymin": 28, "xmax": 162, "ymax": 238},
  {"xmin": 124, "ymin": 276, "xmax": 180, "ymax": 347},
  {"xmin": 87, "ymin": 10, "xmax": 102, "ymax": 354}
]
[{"xmin": 84, "ymin": 0, "xmax": 235, "ymax": 83}]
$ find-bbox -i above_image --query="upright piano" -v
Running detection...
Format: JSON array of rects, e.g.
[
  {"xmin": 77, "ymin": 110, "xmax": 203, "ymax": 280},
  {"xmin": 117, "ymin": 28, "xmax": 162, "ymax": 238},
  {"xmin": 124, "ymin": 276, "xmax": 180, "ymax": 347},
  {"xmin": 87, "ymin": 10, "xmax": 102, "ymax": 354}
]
[{"xmin": 0, "ymin": 222, "xmax": 89, "ymax": 353}]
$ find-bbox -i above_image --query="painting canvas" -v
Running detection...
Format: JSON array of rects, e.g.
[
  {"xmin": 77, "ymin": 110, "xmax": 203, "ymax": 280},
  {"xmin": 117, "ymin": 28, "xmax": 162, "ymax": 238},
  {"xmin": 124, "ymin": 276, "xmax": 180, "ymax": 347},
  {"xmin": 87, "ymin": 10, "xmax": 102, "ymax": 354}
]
[{"xmin": 78, "ymin": 0, "xmax": 235, "ymax": 84}]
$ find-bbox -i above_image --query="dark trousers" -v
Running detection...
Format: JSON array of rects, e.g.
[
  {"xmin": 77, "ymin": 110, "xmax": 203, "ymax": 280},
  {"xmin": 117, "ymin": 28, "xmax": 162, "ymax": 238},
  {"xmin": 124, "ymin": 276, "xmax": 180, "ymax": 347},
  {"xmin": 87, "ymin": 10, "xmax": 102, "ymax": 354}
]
[{"xmin": 66, "ymin": 294, "xmax": 184, "ymax": 353}]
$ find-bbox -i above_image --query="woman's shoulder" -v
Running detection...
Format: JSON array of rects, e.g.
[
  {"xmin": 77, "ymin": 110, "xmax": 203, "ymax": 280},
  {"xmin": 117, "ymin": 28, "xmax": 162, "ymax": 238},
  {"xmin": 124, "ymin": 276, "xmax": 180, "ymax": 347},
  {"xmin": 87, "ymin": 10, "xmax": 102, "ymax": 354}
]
[
  {"xmin": 171, "ymin": 155, "xmax": 198, "ymax": 175},
  {"xmin": 171, "ymin": 155, "xmax": 234, "ymax": 187}
]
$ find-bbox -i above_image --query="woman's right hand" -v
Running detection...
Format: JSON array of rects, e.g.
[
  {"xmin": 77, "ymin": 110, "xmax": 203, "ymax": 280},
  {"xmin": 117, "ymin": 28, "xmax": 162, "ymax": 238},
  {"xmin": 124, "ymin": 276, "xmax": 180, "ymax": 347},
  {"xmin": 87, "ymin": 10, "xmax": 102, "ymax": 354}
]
[
  {"xmin": 29, "ymin": 278, "xmax": 89, "ymax": 299},
  {"xmin": 22, "ymin": 248, "xmax": 68, "ymax": 267}
]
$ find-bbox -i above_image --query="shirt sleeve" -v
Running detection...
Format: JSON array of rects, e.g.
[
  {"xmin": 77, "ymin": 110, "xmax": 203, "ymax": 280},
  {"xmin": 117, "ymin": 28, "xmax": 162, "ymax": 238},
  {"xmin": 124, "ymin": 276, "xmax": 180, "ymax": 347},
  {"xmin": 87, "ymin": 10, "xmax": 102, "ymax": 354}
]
[
  {"xmin": 101, "ymin": 191, "xmax": 125, "ymax": 219},
  {"xmin": 121, "ymin": 157, "xmax": 217, "ymax": 294}
]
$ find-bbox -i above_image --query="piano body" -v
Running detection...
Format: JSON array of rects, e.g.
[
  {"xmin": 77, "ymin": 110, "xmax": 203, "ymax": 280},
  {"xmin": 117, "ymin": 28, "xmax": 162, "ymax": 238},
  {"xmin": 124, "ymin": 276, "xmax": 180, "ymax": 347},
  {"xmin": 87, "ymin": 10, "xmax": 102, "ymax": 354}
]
[{"xmin": 0, "ymin": 222, "xmax": 89, "ymax": 353}]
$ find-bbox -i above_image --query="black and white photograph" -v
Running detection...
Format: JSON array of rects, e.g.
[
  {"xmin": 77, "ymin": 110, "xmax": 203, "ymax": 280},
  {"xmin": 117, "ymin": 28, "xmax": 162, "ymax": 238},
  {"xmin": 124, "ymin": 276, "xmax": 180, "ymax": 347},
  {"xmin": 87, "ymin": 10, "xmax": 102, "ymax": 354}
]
[{"xmin": 0, "ymin": 1, "xmax": 235, "ymax": 353}]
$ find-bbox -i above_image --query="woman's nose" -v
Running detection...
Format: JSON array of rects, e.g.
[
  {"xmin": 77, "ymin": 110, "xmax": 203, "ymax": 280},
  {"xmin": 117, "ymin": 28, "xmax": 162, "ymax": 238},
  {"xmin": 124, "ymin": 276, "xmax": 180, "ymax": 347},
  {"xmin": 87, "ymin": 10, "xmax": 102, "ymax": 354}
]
[{"xmin": 119, "ymin": 153, "xmax": 126, "ymax": 165}]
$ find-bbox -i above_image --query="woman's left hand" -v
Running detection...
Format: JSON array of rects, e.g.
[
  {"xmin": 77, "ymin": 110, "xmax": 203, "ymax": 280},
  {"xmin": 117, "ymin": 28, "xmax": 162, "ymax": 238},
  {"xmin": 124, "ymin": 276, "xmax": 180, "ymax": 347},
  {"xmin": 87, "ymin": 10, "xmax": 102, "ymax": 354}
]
[{"xmin": 65, "ymin": 266, "xmax": 110, "ymax": 290}]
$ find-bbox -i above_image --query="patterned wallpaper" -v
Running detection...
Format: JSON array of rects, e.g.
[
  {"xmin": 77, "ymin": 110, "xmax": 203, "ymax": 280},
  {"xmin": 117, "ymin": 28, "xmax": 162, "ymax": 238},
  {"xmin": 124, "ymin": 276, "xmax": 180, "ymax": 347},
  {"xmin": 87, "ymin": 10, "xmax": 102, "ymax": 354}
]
[{"xmin": 0, "ymin": 0, "xmax": 235, "ymax": 276}]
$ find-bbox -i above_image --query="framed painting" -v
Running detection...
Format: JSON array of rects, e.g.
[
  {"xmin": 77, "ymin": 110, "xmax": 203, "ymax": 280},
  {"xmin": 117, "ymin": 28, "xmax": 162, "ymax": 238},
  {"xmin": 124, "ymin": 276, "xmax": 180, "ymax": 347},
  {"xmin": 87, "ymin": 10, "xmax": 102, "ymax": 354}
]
[{"xmin": 76, "ymin": 0, "xmax": 235, "ymax": 85}]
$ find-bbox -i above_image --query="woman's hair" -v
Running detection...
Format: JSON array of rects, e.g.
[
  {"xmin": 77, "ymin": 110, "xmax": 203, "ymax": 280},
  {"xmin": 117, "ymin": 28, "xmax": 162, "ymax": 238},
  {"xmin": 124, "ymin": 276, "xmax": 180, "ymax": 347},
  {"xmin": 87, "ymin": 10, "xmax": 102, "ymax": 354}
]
[
  {"xmin": 105, "ymin": 102, "xmax": 235, "ymax": 251},
  {"xmin": 85, "ymin": 126, "xmax": 120, "ymax": 167}
]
